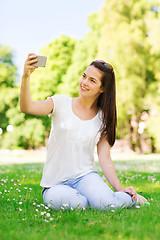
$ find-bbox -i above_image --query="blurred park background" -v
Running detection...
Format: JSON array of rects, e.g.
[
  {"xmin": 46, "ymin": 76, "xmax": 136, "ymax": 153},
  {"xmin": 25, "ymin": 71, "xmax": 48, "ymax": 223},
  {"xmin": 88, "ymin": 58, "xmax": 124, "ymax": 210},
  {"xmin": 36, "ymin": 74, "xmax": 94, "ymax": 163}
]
[{"xmin": 0, "ymin": 0, "xmax": 160, "ymax": 159}]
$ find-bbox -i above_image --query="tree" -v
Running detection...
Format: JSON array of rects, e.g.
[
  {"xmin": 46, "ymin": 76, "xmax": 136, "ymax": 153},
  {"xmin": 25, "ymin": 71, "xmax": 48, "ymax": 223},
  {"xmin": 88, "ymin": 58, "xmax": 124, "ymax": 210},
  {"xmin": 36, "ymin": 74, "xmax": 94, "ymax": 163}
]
[
  {"xmin": 30, "ymin": 35, "xmax": 76, "ymax": 101},
  {"xmin": 95, "ymin": 0, "xmax": 160, "ymax": 152},
  {"xmin": 0, "ymin": 45, "xmax": 17, "ymax": 87},
  {"xmin": 28, "ymin": 35, "xmax": 76, "ymax": 138},
  {"xmin": 0, "ymin": 45, "xmax": 18, "ymax": 133},
  {"xmin": 57, "ymin": 13, "xmax": 101, "ymax": 97}
]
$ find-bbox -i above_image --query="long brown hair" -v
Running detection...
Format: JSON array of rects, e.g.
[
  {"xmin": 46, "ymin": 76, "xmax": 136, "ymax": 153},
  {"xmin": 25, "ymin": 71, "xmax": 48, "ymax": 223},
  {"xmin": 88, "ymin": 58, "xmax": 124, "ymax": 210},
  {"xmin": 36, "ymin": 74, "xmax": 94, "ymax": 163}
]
[{"xmin": 90, "ymin": 60, "xmax": 117, "ymax": 146}]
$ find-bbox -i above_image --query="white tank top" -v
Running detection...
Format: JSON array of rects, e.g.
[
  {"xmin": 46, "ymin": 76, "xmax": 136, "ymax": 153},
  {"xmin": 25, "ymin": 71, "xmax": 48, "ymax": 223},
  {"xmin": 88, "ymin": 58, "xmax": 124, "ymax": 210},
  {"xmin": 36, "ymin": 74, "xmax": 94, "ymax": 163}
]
[{"xmin": 40, "ymin": 94, "xmax": 102, "ymax": 187}]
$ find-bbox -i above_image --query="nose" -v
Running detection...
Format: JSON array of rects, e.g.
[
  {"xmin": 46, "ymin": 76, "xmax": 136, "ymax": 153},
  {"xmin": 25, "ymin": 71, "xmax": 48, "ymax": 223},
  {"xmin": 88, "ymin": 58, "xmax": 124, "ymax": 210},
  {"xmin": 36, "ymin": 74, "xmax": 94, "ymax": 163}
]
[{"xmin": 83, "ymin": 78, "xmax": 88, "ymax": 86}]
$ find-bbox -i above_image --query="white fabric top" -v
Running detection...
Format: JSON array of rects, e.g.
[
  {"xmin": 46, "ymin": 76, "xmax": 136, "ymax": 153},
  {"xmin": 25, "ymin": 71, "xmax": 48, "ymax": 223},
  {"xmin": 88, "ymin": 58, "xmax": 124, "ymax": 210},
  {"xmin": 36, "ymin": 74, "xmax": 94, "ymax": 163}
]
[{"xmin": 40, "ymin": 94, "xmax": 102, "ymax": 187}]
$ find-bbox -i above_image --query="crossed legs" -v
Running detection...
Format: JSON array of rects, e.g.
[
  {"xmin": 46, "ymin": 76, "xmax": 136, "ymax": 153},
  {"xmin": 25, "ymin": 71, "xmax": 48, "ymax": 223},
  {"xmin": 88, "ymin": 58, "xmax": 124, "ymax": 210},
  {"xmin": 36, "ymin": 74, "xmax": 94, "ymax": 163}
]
[{"xmin": 43, "ymin": 171, "xmax": 138, "ymax": 211}]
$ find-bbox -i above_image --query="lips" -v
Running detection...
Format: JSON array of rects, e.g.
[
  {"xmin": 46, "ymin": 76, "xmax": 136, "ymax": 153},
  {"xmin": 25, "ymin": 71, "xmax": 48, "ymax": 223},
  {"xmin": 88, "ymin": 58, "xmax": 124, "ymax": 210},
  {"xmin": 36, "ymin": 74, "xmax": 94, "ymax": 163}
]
[{"xmin": 80, "ymin": 85, "xmax": 89, "ymax": 91}]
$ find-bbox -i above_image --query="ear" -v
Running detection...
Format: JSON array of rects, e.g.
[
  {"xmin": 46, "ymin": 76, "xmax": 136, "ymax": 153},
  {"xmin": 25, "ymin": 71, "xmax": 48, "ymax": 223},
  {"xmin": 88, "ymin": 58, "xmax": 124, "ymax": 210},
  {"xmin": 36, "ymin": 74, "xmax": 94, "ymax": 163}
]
[{"xmin": 99, "ymin": 86, "xmax": 104, "ymax": 93}]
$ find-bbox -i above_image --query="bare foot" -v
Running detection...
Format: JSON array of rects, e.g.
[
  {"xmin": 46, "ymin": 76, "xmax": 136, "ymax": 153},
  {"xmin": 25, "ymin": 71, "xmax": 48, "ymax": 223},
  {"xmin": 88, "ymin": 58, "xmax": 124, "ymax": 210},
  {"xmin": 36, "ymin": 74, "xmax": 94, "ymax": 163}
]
[{"xmin": 137, "ymin": 194, "xmax": 148, "ymax": 206}]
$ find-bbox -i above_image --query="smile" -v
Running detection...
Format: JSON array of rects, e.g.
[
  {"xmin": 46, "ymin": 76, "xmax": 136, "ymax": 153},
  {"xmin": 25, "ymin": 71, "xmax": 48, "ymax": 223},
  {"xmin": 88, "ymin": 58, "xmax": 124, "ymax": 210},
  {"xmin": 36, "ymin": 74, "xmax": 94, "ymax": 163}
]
[{"xmin": 81, "ymin": 85, "xmax": 89, "ymax": 91}]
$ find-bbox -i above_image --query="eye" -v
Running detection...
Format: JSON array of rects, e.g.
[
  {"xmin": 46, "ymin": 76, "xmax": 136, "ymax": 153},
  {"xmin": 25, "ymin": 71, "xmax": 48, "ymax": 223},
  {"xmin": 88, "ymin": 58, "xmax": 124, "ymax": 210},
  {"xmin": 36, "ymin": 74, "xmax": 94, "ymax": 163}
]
[
  {"xmin": 82, "ymin": 73, "xmax": 86, "ymax": 78},
  {"xmin": 91, "ymin": 79, "xmax": 96, "ymax": 83}
]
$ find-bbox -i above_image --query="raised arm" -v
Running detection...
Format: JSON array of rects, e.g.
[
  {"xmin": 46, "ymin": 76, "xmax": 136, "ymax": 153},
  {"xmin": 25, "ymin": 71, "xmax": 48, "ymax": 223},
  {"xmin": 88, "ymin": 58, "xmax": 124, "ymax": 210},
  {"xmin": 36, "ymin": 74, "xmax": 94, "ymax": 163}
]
[
  {"xmin": 97, "ymin": 135, "xmax": 137, "ymax": 202},
  {"xmin": 19, "ymin": 53, "xmax": 54, "ymax": 116}
]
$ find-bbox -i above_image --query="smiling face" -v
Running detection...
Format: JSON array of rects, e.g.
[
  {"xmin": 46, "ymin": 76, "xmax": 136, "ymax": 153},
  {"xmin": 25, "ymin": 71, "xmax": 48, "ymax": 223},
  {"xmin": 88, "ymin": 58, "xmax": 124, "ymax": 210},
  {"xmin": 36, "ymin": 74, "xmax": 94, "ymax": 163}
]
[{"xmin": 79, "ymin": 65, "xmax": 104, "ymax": 99}]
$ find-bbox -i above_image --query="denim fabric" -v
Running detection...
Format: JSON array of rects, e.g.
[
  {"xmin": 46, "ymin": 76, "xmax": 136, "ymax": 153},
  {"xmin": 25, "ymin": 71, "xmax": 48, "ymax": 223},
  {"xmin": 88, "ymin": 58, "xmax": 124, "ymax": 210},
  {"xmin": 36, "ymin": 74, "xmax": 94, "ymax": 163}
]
[{"xmin": 42, "ymin": 171, "xmax": 138, "ymax": 211}]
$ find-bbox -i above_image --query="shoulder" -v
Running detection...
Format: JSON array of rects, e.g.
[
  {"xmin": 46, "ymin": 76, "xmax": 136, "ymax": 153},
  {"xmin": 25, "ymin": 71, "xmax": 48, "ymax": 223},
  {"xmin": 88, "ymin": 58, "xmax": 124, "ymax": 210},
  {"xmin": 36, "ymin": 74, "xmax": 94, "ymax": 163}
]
[
  {"xmin": 48, "ymin": 94, "xmax": 69, "ymax": 100},
  {"xmin": 97, "ymin": 109, "xmax": 103, "ymax": 121},
  {"xmin": 47, "ymin": 94, "xmax": 70, "ymax": 105},
  {"xmin": 47, "ymin": 94, "xmax": 70, "ymax": 117}
]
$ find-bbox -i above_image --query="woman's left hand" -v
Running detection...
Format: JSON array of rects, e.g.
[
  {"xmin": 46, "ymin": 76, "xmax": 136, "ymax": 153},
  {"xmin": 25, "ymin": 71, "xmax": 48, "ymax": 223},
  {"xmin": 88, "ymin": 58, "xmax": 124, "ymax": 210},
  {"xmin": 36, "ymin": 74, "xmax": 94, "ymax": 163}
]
[{"xmin": 121, "ymin": 186, "xmax": 137, "ymax": 202}]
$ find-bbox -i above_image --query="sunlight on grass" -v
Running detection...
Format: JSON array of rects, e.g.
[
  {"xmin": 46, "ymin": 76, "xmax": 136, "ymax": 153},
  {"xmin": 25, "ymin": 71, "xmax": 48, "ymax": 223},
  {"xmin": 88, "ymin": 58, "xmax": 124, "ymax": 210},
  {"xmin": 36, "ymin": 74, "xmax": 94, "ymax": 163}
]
[{"xmin": 0, "ymin": 156, "xmax": 160, "ymax": 240}]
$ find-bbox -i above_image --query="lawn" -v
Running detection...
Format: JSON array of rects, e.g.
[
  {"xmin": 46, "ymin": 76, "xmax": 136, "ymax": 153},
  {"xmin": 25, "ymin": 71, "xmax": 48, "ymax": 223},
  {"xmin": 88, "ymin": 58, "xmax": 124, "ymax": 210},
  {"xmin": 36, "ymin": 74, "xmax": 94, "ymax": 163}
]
[{"xmin": 0, "ymin": 155, "xmax": 160, "ymax": 240}]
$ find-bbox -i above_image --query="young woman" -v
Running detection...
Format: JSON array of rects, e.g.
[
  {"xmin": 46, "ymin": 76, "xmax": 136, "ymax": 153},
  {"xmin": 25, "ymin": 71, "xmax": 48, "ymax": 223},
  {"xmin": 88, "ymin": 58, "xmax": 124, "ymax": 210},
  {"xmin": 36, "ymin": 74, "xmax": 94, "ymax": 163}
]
[{"xmin": 20, "ymin": 53, "xmax": 148, "ymax": 211}]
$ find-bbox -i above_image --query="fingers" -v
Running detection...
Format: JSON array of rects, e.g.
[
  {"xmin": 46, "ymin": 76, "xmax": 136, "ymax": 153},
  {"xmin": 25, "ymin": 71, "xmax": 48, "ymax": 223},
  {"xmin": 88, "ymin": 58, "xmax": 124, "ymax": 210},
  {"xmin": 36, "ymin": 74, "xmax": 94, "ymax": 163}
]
[
  {"xmin": 23, "ymin": 53, "xmax": 38, "ymax": 77},
  {"xmin": 25, "ymin": 53, "xmax": 38, "ymax": 68},
  {"xmin": 129, "ymin": 187, "xmax": 136, "ymax": 195},
  {"xmin": 27, "ymin": 53, "xmax": 37, "ymax": 62},
  {"xmin": 128, "ymin": 187, "xmax": 137, "ymax": 202},
  {"xmin": 26, "ymin": 58, "xmax": 38, "ymax": 66},
  {"xmin": 132, "ymin": 192, "xmax": 137, "ymax": 202},
  {"xmin": 123, "ymin": 187, "xmax": 137, "ymax": 202},
  {"xmin": 28, "ymin": 53, "xmax": 37, "ymax": 59}
]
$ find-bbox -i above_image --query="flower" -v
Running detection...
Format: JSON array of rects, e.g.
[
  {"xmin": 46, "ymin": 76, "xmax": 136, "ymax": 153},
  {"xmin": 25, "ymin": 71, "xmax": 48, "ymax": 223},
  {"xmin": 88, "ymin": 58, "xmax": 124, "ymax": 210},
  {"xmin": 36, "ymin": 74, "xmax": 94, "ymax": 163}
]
[
  {"xmin": 63, "ymin": 203, "xmax": 68, "ymax": 208},
  {"xmin": 46, "ymin": 213, "xmax": 50, "ymax": 217},
  {"xmin": 41, "ymin": 212, "xmax": 45, "ymax": 216},
  {"xmin": 19, "ymin": 208, "xmax": 22, "ymax": 211},
  {"xmin": 19, "ymin": 202, "xmax": 22, "ymax": 205}
]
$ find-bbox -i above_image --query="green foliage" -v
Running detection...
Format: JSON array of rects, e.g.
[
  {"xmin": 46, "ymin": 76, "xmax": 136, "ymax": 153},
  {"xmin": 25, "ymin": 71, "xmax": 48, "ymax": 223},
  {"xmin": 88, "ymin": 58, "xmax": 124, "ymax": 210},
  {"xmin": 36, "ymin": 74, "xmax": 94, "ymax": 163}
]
[
  {"xmin": 2, "ymin": 119, "xmax": 45, "ymax": 149},
  {"xmin": 146, "ymin": 114, "xmax": 160, "ymax": 152},
  {"xmin": 57, "ymin": 13, "xmax": 101, "ymax": 97},
  {"xmin": 95, "ymin": 0, "xmax": 160, "ymax": 150},
  {"xmin": 0, "ymin": 36, "xmax": 76, "ymax": 149},
  {"xmin": 30, "ymin": 35, "xmax": 76, "ymax": 100},
  {"xmin": 0, "ymin": 1, "xmax": 160, "ymax": 151},
  {"xmin": 0, "ymin": 45, "xmax": 19, "ymax": 136},
  {"xmin": 0, "ymin": 87, "xmax": 21, "ymax": 130},
  {"xmin": 0, "ymin": 45, "xmax": 17, "ymax": 87}
]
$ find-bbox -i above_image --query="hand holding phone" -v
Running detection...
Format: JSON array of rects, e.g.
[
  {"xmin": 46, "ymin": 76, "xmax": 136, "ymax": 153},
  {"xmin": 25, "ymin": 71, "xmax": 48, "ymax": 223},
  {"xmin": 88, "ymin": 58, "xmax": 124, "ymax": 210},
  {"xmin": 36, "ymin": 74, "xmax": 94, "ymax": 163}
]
[{"xmin": 32, "ymin": 55, "xmax": 47, "ymax": 67}]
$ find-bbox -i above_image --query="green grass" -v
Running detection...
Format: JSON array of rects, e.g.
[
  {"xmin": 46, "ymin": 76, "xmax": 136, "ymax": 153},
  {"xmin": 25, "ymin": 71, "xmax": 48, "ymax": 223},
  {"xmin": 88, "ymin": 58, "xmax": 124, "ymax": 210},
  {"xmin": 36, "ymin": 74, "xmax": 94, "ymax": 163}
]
[{"xmin": 0, "ymin": 158, "xmax": 160, "ymax": 240}]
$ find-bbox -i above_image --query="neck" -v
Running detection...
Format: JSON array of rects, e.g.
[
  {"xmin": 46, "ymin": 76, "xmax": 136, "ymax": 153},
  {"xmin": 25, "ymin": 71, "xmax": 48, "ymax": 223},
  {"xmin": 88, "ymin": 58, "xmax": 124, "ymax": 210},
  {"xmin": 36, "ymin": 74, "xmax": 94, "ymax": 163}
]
[{"xmin": 78, "ymin": 96, "xmax": 98, "ymax": 110}]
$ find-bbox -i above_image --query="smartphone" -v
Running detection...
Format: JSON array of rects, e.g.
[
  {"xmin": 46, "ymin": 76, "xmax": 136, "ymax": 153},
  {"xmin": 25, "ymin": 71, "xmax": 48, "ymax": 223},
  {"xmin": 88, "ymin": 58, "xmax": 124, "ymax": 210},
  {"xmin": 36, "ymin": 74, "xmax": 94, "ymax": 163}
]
[{"xmin": 32, "ymin": 55, "xmax": 47, "ymax": 67}]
